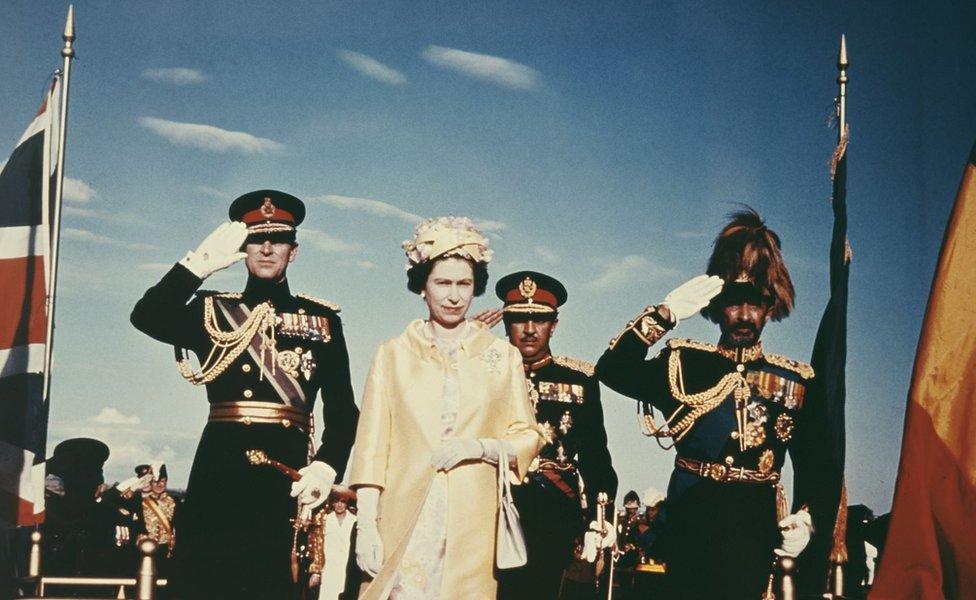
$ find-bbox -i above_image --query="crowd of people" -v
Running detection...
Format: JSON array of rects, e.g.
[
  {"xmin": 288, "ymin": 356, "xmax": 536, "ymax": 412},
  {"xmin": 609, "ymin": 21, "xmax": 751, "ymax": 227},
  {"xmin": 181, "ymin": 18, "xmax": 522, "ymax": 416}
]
[{"xmin": 10, "ymin": 188, "xmax": 873, "ymax": 599}]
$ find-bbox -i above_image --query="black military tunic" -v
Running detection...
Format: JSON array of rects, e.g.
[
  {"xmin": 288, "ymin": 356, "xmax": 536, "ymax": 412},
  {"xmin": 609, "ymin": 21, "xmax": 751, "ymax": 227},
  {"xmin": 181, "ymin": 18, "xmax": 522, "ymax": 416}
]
[
  {"xmin": 497, "ymin": 354, "xmax": 617, "ymax": 600},
  {"xmin": 597, "ymin": 308, "xmax": 833, "ymax": 600},
  {"xmin": 131, "ymin": 264, "xmax": 359, "ymax": 599}
]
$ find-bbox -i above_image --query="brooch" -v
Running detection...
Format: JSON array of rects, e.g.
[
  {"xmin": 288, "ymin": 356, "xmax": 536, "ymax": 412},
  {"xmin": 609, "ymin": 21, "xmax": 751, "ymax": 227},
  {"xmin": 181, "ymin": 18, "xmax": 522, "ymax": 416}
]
[{"xmin": 480, "ymin": 347, "xmax": 502, "ymax": 374}]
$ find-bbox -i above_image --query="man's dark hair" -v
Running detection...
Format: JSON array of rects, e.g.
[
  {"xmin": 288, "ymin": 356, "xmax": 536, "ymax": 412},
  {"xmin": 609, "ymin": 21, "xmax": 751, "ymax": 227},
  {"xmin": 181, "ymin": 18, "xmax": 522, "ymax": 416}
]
[{"xmin": 406, "ymin": 256, "xmax": 489, "ymax": 296}]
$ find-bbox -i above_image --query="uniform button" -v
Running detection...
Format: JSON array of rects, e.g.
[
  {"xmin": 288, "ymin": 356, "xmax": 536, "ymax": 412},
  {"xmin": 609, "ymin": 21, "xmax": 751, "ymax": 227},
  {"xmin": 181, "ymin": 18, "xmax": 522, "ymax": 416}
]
[
  {"xmin": 736, "ymin": 364, "xmax": 745, "ymax": 373},
  {"xmin": 243, "ymin": 389, "xmax": 253, "ymax": 399},
  {"xmin": 730, "ymin": 431, "xmax": 739, "ymax": 439},
  {"xmin": 298, "ymin": 308, "xmax": 306, "ymax": 315},
  {"xmin": 296, "ymin": 347, "xmax": 304, "ymax": 354},
  {"xmin": 242, "ymin": 364, "xmax": 251, "ymax": 373},
  {"xmin": 724, "ymin": 456, "xmax": 734, "ymax": 466}
]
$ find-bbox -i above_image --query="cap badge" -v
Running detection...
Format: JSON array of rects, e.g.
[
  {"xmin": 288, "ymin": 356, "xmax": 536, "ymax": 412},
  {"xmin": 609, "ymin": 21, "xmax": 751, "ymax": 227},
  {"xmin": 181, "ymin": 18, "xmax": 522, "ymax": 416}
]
[
  {"xmin": 261, "ymin": 197, "xmax": 277, "ymax": 218},
  {"xmin": 519, "ymin": 276, "xmax": 537, "ymax": 302}
]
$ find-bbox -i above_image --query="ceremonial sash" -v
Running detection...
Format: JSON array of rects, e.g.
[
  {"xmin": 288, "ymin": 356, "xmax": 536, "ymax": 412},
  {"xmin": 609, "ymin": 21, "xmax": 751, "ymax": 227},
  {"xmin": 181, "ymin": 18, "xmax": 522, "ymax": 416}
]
[
  {"xmin": 216, "ymin": 299, "xmax": 308, "ymax": 409},
  {"xmin": 143, "ymin": 496, "xmax": 173, "ymax": 538}
]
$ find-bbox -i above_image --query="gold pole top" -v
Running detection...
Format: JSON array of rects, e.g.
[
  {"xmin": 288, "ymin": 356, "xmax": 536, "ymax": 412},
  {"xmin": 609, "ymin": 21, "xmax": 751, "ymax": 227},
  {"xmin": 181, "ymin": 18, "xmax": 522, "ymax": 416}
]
[
  {"xmin": 62, "ymin": 4, "xmax": 75, "ymax": 57},
  {"xmin": 838, "ymin": 34, "xmax": 848, "ymax": 70}
]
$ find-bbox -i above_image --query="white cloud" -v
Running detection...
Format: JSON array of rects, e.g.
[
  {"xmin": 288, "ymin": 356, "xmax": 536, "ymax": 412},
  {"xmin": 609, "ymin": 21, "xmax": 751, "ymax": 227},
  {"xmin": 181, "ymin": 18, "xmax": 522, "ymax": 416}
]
[
  {"xmin": 63, "ymin": 177, "xmax": 96, "ymax": 202},
  {"xmin": 196, "ymin": 185, "xmax": 232, "ymax": 200},
  {"xmin": 63, "ymin": 206, "xmax": 97, "ymax": 218},
  {"xmin": 301, "ymin": 228, "xmax": 358, "ymax": 254},
  {"xmin": 317, "ymin": 194, "xmax": 422, "ymax": 224},
  {"xmin": 142, "ymin": 67, "xmax": 207, "ymax": 86},
  {"xmin": 62, "ymin": 227, "xmax": 158, "ymax": 251},
  {"xmin": 139, "ymin": 117, "xmax": 284, "ymax": 154},
  {"xmin": 534, "ymin": 245, "xmax": 559, "ymax": 263},
  {"xmin": 422, "ymin": 45, "xmax": 540, "ymax": 91},
  {"xmin": 90, "ymin": 406, "xmax": 141, "ymax": 425},
  {"xmin": 589, "ymin": 255, "xmax": 679, "ymax": 289},
  {"xmin": 337, "ymin": 50, "xmax": 407, "ymax": 85},
  {"xmin": 475, "ymin": 219, "xmax": 508, "ymax": 233}
]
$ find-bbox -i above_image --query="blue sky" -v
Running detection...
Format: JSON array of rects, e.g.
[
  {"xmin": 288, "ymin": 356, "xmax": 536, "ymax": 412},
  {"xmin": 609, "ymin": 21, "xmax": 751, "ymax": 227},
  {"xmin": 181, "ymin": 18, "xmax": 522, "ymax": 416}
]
[{"xmin": 2, "ymin": 1, "xmax": 974, "ymax": 514}]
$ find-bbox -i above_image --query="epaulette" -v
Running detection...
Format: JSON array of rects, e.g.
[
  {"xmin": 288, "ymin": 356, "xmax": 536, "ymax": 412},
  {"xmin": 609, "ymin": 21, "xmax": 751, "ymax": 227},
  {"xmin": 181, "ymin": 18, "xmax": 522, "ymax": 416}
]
[
  {"xmin": 553, "ymin": 355, "xmax": 595, "ymax": 377},
  {"xmin": 196, "ymin": 289, "xmax": 237, "ymax": 298},
  {"xmin": 666, "ymin": 338, "xmax": 718, "ymax": 353},
  {"xmin": 764, "ymin": 352, "xmax": 815, "ymax": 380},
  {"xmin": 297, "ymin": 293, "xmax": 341, "ymax": 313}
]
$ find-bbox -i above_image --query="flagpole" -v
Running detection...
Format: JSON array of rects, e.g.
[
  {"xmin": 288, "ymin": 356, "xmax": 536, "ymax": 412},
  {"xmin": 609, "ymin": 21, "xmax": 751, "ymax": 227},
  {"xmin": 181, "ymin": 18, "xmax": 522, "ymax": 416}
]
[
  {"xmin": 837, "ymin": 35, "xmax": 848, "ymax": 141},
  {"xmin": 42, "ymin": 4, "xmax": 75, "ymax": 405}
]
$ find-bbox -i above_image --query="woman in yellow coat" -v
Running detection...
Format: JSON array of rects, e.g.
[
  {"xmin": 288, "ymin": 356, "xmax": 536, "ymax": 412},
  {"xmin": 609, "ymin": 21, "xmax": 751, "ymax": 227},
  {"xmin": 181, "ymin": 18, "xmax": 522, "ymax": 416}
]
[{"xmin": 349, "ymin": 216, "xmax": 543, "ymax": 600}]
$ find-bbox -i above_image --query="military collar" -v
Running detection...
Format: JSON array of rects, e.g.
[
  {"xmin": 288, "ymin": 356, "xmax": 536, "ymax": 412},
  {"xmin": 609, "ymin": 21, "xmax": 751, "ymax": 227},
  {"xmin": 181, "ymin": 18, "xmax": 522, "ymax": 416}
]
[
  {"xmin": 523, "ymin": 353, "xmax": 553, "ymax": 374},
  {"xmin": 716, "ymin": 342, "xmax": 763, "ymax": 364},
  {"xmin": 242, "ymin": 275, "xmax": 292, "ymax": 306}
]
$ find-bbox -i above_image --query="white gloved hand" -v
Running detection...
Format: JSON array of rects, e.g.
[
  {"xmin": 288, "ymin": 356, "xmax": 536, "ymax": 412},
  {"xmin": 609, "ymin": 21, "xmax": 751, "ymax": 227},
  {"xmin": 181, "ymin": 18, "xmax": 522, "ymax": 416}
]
[
  {"xmin": 179, "ymin": 221, "xmax": 248, "ymax": 280},
  {"xmin": 582, "ymin": 530, "xmax": 599, "ymax": 563},
  {"xmin": 355, "ymin": 487, "xmax": 384, "ymax": 577},
  {"xmin": 430, "ymin": 438, "xmax": 485, "ymax": 471},
  {"xmin": 775, "ymin": 510, "xmax": 814, "ymax": 558},
  {"xmin": 290, "ymin": 461, "xmax": 336, "ymax": 510},
  {"xmin": 590, "ymin": 519, "xmax": 617, "ymax": 549},
  {"xmin": 117, "ymin": 474, "xmax": 152, "ymax": 494},
  {"xmin": 662, "ymin": 275, "xmax": 725, "ymax": 324}
]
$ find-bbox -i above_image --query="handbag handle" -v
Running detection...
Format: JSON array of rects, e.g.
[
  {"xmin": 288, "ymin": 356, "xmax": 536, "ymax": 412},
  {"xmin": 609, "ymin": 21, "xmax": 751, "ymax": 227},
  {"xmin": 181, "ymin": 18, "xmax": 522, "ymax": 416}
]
[{"xmin": 497, "ymin": 444, "xmax": 513, "ymax": 501}]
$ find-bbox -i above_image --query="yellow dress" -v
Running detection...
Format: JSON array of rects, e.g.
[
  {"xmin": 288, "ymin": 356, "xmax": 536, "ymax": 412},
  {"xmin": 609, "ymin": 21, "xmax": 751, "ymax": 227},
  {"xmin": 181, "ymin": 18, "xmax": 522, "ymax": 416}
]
[{"xmin": 350, "ymin": 320, "xmax": 543, "ymax": 599}]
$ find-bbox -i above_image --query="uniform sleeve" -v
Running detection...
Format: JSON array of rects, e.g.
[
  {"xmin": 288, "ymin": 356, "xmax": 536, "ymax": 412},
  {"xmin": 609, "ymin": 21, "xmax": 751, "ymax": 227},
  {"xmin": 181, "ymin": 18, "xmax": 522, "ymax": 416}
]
[
  {"xmin": 596, "ymin": 332, "xmax": 671, "ymax": 411},
  {"xmin": 577, "ymin": 376, "xmax": 618, "ymax": 519},
  {"xmin": 313, "ymin": 314, "xmax": 360, "ymax": 479},
  {"xmin": 348, "ymin": 345, "xmax": 392, "ymax": 490},
  {"xmin": 130, "ymin": 263, "xmax": 208, "ymax": 350},
  {"xmin": 502, "ymin": 345, "xmax": 545, "ymax": 481}
]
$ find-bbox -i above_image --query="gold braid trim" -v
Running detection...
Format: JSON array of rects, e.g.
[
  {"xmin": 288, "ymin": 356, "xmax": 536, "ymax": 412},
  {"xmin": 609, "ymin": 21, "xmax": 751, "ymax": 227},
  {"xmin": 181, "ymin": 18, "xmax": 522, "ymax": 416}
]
[
  {"xmin": 763, "ymin": 352, "xmax": 815, "ymax": 380},
  {"xmin": 608, "ymin": 305, "xmax": 671, "ymax": 350},
  {"xmin": 639, "ymin": 348, "xmax": 746, "ymax": 447},
  {"xmin": 177, "ymin": 296, "xmax": 276, "ymax": 385},
  {"xmin": 666, "ymin": 338, "xmax": 719, "ymax": 353},
  {"xmin": 553, "ymin": 355, "xmax": 595, "ymax": 377},
  {"xmin": 297, "ymin": 293, "xmax": 341, "ymax": 313}
]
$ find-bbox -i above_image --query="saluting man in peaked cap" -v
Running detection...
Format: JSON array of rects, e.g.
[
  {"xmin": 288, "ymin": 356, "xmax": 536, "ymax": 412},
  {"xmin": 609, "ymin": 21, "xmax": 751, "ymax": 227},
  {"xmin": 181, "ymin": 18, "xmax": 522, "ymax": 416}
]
[
  {"xmin": 596, "ymin": 207, "xmax": 838, "ymax": 599},
  {"xmin": 490, "ymin": 271, "xmax": 618, "ymax": 600},
  {"xmin": 131, "ymin": 190, "xmax": 359, "ymax": 599}
]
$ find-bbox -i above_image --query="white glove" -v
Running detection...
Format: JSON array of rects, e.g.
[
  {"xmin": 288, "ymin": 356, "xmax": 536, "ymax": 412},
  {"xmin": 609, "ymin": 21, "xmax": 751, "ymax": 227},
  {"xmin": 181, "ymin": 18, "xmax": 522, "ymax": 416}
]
[
  {"xmin": 430, "ymin": 438, "xmax": 485, "ymax": 471},
  {"xmin": 662, "ymin": 275, "xmax": 725, "ymax": 324},
  {"xmin": 775, "ymin": 510, "xmax": 813, "ymax": 558},
  {"xmin": 150, "ymin": 461, "xmax": 164, "ymax": 481},
  {"xmin": 179, "ymin": 221, "xmax": 248, "ymax": 280},
  {"xmin": 355, "ymin": 487, "xmax": 384, "ymax": 577},
  {"xmin": 582, "ymin": 519, "xmax": 617, "ymax": 562},
  {"xmin": 290, "ymin": 461, "xmax": 336, "ymax": 510},
  {"xmin": 117, "ymin": 474, "xmax": 152, "ymax": 494}
]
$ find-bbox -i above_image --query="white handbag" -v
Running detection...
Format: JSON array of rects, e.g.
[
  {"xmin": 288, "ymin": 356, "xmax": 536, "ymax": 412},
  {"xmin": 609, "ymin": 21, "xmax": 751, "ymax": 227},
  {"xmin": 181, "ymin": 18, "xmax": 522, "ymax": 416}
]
[{"xmin": 495, "ymin": 445, "xmax": 528, "ymax": 569}]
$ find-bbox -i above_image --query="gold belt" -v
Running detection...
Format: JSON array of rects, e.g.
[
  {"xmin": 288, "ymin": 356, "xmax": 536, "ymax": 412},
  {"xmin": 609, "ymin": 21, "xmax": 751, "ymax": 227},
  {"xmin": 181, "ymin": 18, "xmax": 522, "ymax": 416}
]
[
  {"xmin": 675, "ymin": 456, "xmax": 780, "ymax": 484},
  {"xmin": 208, "ymin": 401, "xmax": 310, "ymax": 433}
]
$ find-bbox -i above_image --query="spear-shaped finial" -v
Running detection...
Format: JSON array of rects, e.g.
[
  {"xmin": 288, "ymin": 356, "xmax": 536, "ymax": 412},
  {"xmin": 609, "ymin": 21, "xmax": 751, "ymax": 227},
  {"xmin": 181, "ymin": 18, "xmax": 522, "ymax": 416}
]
[
  {"xmin": 62, "ymin": 5, "xmax": 75, "ymax": 58},
  {"xmin": 836, "ymin": 34, "xmax": 848, "ymax": 140}
]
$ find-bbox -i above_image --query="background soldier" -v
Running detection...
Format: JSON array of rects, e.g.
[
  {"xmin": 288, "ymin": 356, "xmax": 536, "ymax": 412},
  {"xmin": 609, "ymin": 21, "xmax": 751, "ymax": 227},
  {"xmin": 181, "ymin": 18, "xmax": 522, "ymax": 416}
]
[
  {"xmin": 131, "ymin": 190, "xmax": 359, "ymax": 599},
  {"xmin": 596, "ymin": 208, "xmax": 836, "ymax": 599},
  {"xmin": 135, "ymin": 463, "xmax": 177, "ymax": 575},
  {"xmin": 491, "ymin": 271, "xmax": 618, "ymax": 600}
]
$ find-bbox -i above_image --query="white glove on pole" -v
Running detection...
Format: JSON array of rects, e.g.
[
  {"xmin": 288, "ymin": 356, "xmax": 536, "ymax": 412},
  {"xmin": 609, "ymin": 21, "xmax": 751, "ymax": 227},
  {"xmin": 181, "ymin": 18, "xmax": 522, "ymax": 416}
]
[
  {"xmin": 775, "ymin": 510, "xmax": 814, "ymax": 558},
  {"xmin": 290, "ymin": 461, "xmax": 336, "ymax": 510},
  {"xmin": 662, "ymin": 275, "xmax": 725, "ymax": 324},
  {"xmin": 355, "ymin": 487, "xmax": 384, "ymax": 577},
  {"xmin": 179, "ymin": 222, "xmax": 248, "ymax": 280},
  {"xmin": 430, "ymin": 438, "xmax": 485, "ymax": 471}
]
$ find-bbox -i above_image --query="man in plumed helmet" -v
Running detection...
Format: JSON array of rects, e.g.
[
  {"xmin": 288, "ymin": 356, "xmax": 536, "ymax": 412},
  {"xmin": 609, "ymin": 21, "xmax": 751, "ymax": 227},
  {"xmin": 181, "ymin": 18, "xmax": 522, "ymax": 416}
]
[
  {"xmin": 490, "ymin": 271, "xmax": 618, "ymax": 600},
  {"xmin": 131, "ymin": 190, "xmax": 359, "ymax": 599},
  {"xmin": 597, "ymin": 208, "xmax": 836, "ymax": 599}
]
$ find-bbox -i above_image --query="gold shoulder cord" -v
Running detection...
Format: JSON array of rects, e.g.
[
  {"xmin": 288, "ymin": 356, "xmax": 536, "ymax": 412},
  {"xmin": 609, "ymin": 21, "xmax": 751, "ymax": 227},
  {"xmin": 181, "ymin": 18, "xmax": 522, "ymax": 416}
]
[
  {"xmin": 177, "ymin": 296, "xmax": 277, "ymax": 385},
  {"xmin": 638, "ymin": 349, "xmax": 748, "ymax": 449}
]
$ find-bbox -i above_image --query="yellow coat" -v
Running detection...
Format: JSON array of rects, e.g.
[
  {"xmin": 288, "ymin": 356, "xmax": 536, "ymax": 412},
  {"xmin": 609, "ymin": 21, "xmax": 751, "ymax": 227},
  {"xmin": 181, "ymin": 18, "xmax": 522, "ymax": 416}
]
[{"xmin": 349, "ymin": 320, "xmax": 543, "ymax": 599}]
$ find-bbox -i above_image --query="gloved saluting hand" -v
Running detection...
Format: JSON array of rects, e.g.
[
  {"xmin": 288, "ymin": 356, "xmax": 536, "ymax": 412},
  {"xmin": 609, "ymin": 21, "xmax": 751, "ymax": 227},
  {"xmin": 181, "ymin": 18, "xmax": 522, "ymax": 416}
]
[
  {"xmin": 290, "ymin": 461, "xmax": 336, "ymax": 510},
  {"xmin": 775, "ymin": 510, "xmax": 813, "ymax": 558},
  {"xmin": 662, "ymin": 274, "xmax": 725, "ymax": 324},
  {"xmin": 355, "ymin": 487, "xmax": 384, "ymax": 577},
  {"xmin": 180, "ymin": 221, "xmax": 248, "ymax": 280}
]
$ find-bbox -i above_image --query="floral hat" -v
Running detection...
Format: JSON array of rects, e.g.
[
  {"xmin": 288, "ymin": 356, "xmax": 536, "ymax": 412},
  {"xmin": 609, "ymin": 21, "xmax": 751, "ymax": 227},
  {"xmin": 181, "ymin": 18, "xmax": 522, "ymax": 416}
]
[{"xmin": 402, "ymin": 216, "xmax": 493, "ymax": 269}]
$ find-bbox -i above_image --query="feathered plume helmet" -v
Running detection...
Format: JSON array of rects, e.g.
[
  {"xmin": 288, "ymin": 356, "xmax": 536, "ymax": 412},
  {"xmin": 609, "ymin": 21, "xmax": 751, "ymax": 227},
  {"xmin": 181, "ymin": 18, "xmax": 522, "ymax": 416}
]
[{"xmin": 701, "ymin": 206, "xmax": 795, "ymax": 323}]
